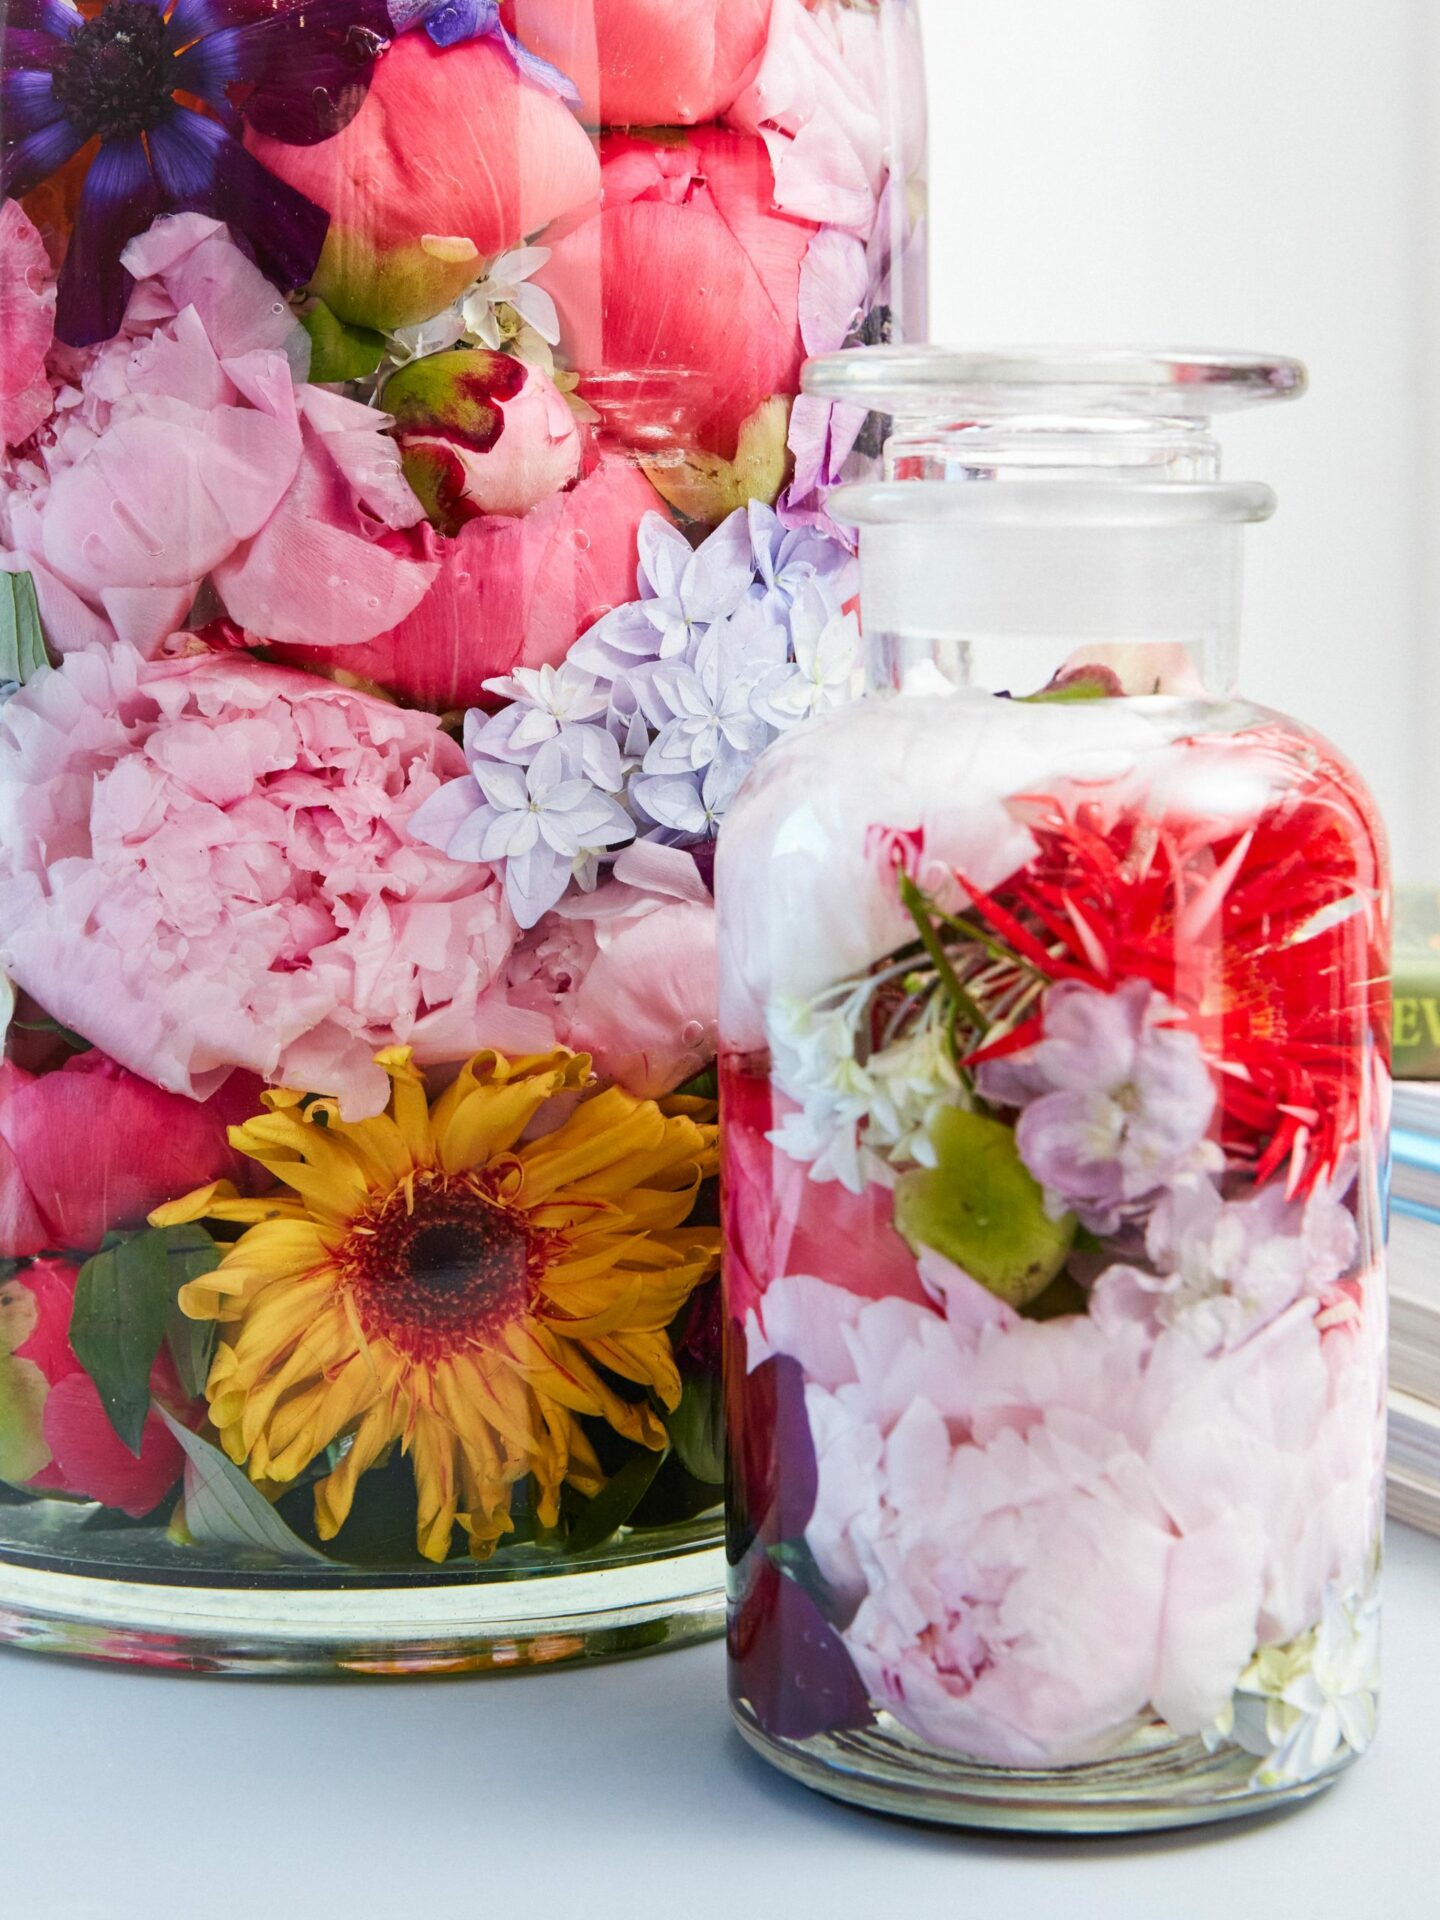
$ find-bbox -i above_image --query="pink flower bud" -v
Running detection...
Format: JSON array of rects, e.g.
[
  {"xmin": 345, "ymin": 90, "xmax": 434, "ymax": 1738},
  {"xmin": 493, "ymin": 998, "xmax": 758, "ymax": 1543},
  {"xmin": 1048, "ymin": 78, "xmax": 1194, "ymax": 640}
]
[{"xmin": 384, "ymin": 350, "xmax": 582, "ymax": 529}]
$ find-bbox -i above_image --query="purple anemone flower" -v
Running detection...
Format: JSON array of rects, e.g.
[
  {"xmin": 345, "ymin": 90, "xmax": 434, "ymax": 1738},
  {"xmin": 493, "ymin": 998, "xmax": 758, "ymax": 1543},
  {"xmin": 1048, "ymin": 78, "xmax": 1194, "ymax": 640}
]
[{"xmin": 1, "ymin": 0, "xmax": 393, "ymax": 347}]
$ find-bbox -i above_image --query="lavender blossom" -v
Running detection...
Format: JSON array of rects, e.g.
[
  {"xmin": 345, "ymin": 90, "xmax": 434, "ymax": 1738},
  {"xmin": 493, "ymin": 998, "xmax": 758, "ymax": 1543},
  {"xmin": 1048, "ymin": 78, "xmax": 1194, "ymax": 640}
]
[
  {"xmin": 410, "ymin": 730, "xmax": 632, "ymax": 930},
  {"xmin": 750, "ymin": 585, "xmax": 864, "ymax": 728},
  {"xmin": 978, "ymin": 978, "xmax": 1220, "ymax": 1232},
  {"xmin": 1091, "ymin": 1175, "xmax": 1360, "ymax": 1354},
  {"xmin": 572, "ymin": 513, "xmax": 756, "ymax": 681}
]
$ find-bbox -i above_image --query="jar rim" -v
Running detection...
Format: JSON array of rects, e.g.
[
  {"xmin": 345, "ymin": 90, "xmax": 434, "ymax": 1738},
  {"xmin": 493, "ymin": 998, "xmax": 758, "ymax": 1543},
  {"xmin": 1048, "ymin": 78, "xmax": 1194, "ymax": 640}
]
[{"xmin": 803, "ymin": 346, "xmax": 1308, "ymax": 419}]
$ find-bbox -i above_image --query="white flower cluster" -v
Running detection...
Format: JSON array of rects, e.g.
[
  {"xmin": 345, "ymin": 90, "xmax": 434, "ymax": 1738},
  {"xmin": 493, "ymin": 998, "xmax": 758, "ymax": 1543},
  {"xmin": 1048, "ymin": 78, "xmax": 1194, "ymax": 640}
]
[
  {"xmin": 766, "ymin": 977, "xmax": 963, "ymax": 1193},
  {"xmin": 1211, "ymin": 1583, "xmax": 1381, "ymax": 1790}
]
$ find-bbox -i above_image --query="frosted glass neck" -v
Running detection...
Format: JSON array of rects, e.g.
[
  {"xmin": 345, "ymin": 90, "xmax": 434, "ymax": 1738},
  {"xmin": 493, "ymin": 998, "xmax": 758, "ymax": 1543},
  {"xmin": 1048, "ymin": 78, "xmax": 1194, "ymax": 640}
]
[{"xmin": 808, "ymin": 349, "xmax": 1304, "ymax": 700}]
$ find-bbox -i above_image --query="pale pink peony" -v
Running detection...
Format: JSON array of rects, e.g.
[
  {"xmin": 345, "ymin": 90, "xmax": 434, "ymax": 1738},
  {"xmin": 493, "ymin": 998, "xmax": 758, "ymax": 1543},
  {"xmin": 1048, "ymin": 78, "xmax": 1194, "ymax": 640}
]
[
  {"xmin": 504, "ymin": 0, "xmax": 776, "ymax": 127},
  {"xmin": 3, "ymin": 215, "xmax": 433, "ymax": 658},
  {"xmin": 0, "ymin": 648, "xmax": 519, "ymax": 1118},
  {"xmin": 279, "ymin": 452, "xmax": 667, "ymax": 711},
  {"xmin": 749, "ymin": 1263, "xmax": 1383, "ymax": 1766},
  {"xmin": 248, "ymin": 34, "xmax": 602, "ymax": 330},
  {"xmin": 0, "ymin": 202, "xmax": 56, "ymax": 450},
  {"xmin": 500, "ymin": 841, "xmax": 717, "ymax": 1096},
  {"xmin": 538, "ymin": 130, "xmax": 818, "ymax": 460}
]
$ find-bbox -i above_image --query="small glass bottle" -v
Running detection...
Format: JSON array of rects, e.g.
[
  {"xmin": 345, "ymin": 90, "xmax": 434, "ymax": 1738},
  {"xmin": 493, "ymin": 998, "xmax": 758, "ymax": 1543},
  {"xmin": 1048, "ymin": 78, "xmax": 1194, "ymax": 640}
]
[{"xmin": 718, "ymin": 348, "xmax": 1389, "ymax": 1831}]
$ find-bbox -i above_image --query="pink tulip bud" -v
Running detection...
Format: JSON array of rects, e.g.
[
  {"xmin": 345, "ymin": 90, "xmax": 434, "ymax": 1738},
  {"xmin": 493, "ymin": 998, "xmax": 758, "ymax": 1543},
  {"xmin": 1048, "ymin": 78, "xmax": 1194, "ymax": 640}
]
[{"xmin": 247, "ymin": 35, "xmax": 601, "ymax": 330}]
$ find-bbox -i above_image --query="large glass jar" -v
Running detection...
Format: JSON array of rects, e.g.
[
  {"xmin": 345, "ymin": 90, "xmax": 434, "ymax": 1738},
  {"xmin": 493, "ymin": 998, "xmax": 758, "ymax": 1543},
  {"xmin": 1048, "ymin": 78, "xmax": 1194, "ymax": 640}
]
[
  {"xmin": 0, "ymin": 1, "xmax": 926, "ymax": 1673},
  {"xmin": 719, "ymin": 350, "xmax": 1389, "ymax": 1828}
]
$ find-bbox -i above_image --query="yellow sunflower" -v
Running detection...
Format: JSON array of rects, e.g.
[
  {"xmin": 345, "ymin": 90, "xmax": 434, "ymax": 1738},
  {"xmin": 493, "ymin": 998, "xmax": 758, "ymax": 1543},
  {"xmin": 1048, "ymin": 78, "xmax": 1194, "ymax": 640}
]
[{"xmin": 151, "ymin": 1048, "xmax": 719, "ymax": 1563}]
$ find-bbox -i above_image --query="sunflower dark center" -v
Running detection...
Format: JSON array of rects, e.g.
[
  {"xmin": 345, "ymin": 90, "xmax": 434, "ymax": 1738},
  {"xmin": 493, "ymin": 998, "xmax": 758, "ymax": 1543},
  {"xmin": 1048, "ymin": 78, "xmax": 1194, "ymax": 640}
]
[
  {"xmin": 53, "ymin": 1, "xmax": 174, "ymax": 142},
  {"xmin": 346, "ymin": 1178, "xmax": 537, "ymax": 1364}
]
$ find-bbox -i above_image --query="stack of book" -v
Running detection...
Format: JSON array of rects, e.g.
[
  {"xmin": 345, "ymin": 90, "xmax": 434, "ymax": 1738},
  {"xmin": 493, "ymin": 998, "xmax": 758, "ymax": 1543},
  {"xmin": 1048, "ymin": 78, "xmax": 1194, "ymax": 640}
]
[
  {"xmin": 1387, "ymin": 887, "xmax": 1440, "ymax": 1534},
  {"xmin": 1389, "ymin": 1080, "xmax": 1440, "ymax": 1535}
]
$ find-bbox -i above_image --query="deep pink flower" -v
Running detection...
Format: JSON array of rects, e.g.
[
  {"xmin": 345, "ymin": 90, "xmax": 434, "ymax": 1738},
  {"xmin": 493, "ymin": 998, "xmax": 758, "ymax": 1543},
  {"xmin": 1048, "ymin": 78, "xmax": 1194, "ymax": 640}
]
[
  {"xmin": 538, "ymin": 129, "xmax": 818, "ymax": 459},
  {"xmin": 720, "ymin": 1059, "xmax": 930, "ymax": 1327},
  {"xmin": 0, "ymin": 1256, "xmax": 189, "ymax": 1515},
  {"xmin": 503, "ymin": 0, "xmax": 775, "ymax": 127},
  {"xmin": 0, "ymin": 1053, "xmax": 267, "ymax": 1260},
  {"xmin": 0, "ymin": 201, "xmax": 55, "ymax": 450},
  {"xmin": 280, "ymin": 452, "xmax": 667, "ymax": 711},
  {"xmin": 0, "ymin": 648, "xmax": 518, "ymax": 1119},
  {"xmin": 248, "ymin": 33, "xmax": 601, "ymax": 329}
]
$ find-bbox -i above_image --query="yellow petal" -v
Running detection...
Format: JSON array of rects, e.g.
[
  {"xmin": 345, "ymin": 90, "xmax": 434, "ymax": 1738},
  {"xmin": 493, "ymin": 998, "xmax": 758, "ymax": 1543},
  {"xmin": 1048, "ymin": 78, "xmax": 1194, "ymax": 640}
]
[
  {"xmin": 409, "ymin": 1409, "xmax": 460, "ymax": 1564},
  {"xmin": 314, "ymin": 1397, "xmax": 399, "ymax": 1541}
]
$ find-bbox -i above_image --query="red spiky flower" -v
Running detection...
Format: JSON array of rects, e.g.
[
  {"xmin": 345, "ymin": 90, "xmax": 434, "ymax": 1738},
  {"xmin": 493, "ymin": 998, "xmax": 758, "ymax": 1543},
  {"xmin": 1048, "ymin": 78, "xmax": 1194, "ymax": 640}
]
[{"xmin": 956, "ymin": 721, "xmax": 1389, "ymax": 1198}]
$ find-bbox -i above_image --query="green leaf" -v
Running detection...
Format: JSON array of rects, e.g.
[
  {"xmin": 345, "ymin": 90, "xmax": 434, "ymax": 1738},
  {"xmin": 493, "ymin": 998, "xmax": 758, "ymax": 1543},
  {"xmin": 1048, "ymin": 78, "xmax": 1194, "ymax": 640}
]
[
  {"xmin": 673, "ymin": 1064, "xmax": 719, "ymax": 1102},
  {"xmin": 157, "ymin": 1410, "xmax": 330, "ymax": 1563},
  {"xmin": 664, "ymin": 1371, "xmax": 725, "ymax": 1486},
  {"xmin": 0, "ymin": 572, "xmax": 51, "ymax": 685},
  {"xmin": 1023, "ymin": 665, "xmax": 1124, "ymax": 704},
  {"xmin": 69, "ymin": 1226, "xmax": 221, "ymax": 1456},
  {"xmin": 300, "ymin": 301, "xmax": 387, "ymax": 384},
  {"xmin": 894, "ymin": 1107, "xmax": 1076, "ymax": 1308},
  {"xmin": 164, "ymin": 1302, "xmax": 216, "ymax": 1403},
  {"xmin": 567, "ymin": 1446, "xmax": 669, "ymax": 1554}
]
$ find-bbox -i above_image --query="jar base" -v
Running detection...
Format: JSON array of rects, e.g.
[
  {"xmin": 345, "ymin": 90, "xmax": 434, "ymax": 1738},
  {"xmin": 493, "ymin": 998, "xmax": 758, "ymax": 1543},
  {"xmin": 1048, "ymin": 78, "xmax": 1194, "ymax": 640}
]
[
  {"xmin": 0, "ymin": 1533, "xmax": 726, "ymax": 1677},
  {"xmin": 730, "ymin": 1701, "xmax": 1351, "ymax": 1835}
]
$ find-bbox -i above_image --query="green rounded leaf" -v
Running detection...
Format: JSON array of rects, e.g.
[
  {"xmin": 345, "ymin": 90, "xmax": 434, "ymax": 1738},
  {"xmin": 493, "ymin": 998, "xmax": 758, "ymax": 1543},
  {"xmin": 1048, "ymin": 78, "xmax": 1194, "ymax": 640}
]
[
  {"xmin": 895, "ymin": 1107, "xmax": 1076, "ymax": 1308},
  {"xmin": 0, "ymin": 1353, "xmax": 51, "ymax": 1485}
]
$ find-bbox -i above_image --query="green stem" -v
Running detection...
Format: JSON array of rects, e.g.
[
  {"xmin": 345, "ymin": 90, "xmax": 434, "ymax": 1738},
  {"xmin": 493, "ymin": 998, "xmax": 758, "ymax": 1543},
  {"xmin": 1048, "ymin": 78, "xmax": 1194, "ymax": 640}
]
[
  {"xmin": 931, "ymin": 905, "xmax": 1051, "ymax": 979},
  {"xmin": 898, "ymin": 875, "xmax": 990, "ymax": 1043}
]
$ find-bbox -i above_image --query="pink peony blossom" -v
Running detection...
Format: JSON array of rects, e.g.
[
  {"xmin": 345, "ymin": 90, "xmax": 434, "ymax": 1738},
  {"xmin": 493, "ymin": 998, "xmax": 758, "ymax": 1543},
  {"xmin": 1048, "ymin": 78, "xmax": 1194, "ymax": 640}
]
[
  {"xmin": 248, "ymin": 34, "xmax": 602, "ymax": 330},
  {"xmin": 537, "ymin": 129, "xmax": 818, "ymax": 460},
  {"xmin": 727, "ymin": 0, "xmax": 925, "ymax": 234},
  {"xmin": 748, "ymin": 1263, "xmax": 1383, "ymax": 1766},
  {"xmin": 0, "ymin": 648, "xmax": 519, "ymax": 1119},
  {"xmin": 0, "ymin": 202, "xmax": 56, "ymax": 450},
  {"xmin": 0, "ymin": 1257, "xmax": 190, "ymax": 1516},
  {"xmin": 500, "ymin": 841, "xmax": 717, "ymax": 1096},
  {"xmin": 504, "ymin": 0, "xmax": 776, "ymax": 127},
  {"xmin": 278, "ymin": 452, "xmax": 667, "ymax": 711},
  {"xmin": 0, "ymin": 1053, "xmax": 267, "ymax": 1260},
  {"xmin": 3, "ymin": 215, "xmax": 433, "ymax": 657}
]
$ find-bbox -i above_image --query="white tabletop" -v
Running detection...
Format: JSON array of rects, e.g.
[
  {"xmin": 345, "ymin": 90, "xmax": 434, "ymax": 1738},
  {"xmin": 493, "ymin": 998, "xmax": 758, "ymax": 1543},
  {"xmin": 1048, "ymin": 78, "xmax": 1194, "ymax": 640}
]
[{"xmin": 3, "ymin": 1523, "xmax": 1438, "ymax": 1920}]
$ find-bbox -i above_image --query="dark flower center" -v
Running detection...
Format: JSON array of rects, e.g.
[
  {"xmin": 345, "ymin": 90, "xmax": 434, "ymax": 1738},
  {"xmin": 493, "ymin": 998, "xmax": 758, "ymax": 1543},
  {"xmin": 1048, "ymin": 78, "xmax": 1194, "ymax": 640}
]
[
  {"xmin": 53, "ymin": 0, "xmax": 174, "ymax": 143},
  {"xmin": 345, "ymin": 1176, "xmax": 538, "ymax": 1364}
]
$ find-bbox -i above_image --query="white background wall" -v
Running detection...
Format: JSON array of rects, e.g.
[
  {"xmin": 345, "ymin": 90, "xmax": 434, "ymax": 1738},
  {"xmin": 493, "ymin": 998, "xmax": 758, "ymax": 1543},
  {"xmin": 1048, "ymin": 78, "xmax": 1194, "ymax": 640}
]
[{"xmin": 919, "ymin": 0, "xmax": 1429, "ymax": 877}]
